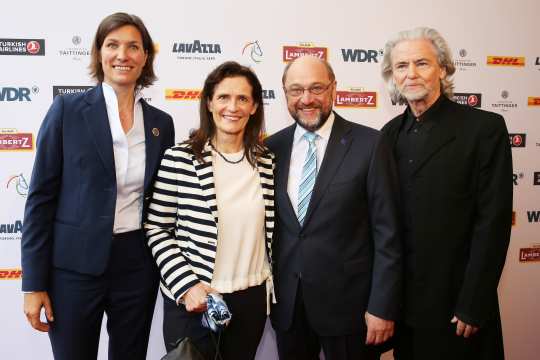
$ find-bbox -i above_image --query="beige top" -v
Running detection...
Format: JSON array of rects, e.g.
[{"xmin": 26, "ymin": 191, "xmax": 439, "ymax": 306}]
[{"xmin": 211, "ymin": 149, "xmax": 271, "ymax": 298}]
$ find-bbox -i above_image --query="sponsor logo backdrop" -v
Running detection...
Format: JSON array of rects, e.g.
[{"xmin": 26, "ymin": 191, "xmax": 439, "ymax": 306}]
[{"xmin": 1, "ymin": 0, "xmax": 539, "ymax": 359}]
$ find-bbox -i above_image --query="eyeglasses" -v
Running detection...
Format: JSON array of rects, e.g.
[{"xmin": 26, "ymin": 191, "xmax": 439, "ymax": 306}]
[{"xmin": 284, "ymin": 82, "xmax": 334, "ymax": 97}]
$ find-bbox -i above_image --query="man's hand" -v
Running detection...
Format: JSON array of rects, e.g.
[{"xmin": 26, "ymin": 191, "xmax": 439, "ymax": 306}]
[
  {"xmin": 451, "ymin": 316, "xmax": 479, "ymax": 338},
  {"xmin": 365, "ymin": 311, "xmax": 394, "ymax": 345},
  {"xmin": 181, "ymin": 283, "xmax": 217, "ymax": 312},
  {"xmin": 24, "ymin": 291, "xmax": 54, "ymax": 332}
]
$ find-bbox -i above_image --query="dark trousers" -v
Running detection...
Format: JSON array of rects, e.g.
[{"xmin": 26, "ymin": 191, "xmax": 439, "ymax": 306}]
[
  {"xmin": 275, "ymin": 285, "xmax": 377, "ymax": 360},
  {"xmin": 393, "ymin": 321, "xmax": 505, "ymax": 360},
  {"xmin": 48, "ymin": 229, "xmax": 159, "ymax": 360},
  {"xmin": 163, "ymin": 283, "xmax": 267, "ymax": 360}
]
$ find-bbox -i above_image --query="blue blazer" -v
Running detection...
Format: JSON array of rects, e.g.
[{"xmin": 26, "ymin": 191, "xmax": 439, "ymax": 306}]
[{"xmin": 21, "ymin": 84, "xmax": 175, "ymax": 291}]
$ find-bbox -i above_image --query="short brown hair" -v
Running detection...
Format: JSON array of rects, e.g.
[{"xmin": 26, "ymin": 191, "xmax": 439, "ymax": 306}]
[
  {"xmin": 189, "ymin": 61, "xmax": 265, "ymax": 167},
  {"xmin": 89, "ymin": 12, "xmax": 156, "ymax": 88}
]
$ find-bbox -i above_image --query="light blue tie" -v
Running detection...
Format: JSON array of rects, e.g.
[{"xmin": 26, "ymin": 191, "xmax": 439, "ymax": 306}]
[{"xmin": 298, "ymin": 132, "xmax": 318, "ymax": 225}]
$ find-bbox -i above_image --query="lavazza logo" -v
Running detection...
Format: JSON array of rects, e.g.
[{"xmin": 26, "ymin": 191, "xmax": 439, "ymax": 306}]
[
  {"xmin": 172, "ymin": 40, "xmax": 222, "ymax": 61},
  {"xmin": 0, "ymin": 38, "xmax": 45, "ymax": 56},
  {"xmin": 262, "ymin": 89, "xmax": 276, "ymax": 105},
  {"xmin": 58, "ymin": 35, "xmax": 90, "ymax": 61},
  {"xmin": 0, "ymin": 220, "xmax": 23, "ymax": 241},
  {"xmin": 53, "ymin": 86, "xmax": 93, "ymax": 99},
  {"xmin": 453, "ymin": 49, "xmax": 477, "ymax": 71},
  {"xmin": 491, "ymin": 90, "xmax": 517, "ymax": 112},
  {"xmin": 0, "ymin": 86, "xmax": 39, "ymax": 102},
  {"xmin": 282, "ymin": 43, "xmax": 327, "ymax": 62},
  {"xmin": 335, "ymin": 88, "xmax": 377, "ymax": 108},
  {"xmin": 454, "ymin": 93, "xmax": 481, "ymax": 108},
  {"xmin": 341, "ymin": 48, "xmax": 382, "ymax": 63}
]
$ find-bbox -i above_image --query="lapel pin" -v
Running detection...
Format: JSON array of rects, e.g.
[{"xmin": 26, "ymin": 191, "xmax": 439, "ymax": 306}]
[
  {"xmin": 340, "ymin": 138, "xmax": 346, "ymax": 145},
  {"xmin": 152, "ymin": 128, "xmax": 160, "ymax": 137}
]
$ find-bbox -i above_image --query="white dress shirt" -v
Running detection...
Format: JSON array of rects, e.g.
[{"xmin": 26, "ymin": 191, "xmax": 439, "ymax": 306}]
[
  {"xmin": 287, "ymin": 112, "xmax": 335, "ymax": 217},
  {"xmin": 102, "ymin": 82, "xmax": 146, "ymax": 234}
]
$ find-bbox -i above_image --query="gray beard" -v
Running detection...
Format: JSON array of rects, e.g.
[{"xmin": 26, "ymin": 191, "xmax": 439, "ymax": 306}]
[{"xmin": 292, "ymin": 109, "xmax": 332, "ymax": 132}]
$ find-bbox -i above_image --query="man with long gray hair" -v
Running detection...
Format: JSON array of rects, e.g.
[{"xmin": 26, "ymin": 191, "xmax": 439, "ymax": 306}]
[{"xmin": 380, "ymin": 27, "xmax": 512, "ymax": 359}]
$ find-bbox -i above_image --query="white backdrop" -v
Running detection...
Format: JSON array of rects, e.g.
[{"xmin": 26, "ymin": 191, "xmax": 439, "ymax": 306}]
[{"xmin": 1, "ymin": 1, "xmax": 539, "ymax": 359}]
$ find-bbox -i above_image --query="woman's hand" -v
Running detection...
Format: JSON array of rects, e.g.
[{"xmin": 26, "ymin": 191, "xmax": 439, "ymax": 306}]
[{"xmin": 182, "ymin": 283, "xmax": 217, "ymax": 312}]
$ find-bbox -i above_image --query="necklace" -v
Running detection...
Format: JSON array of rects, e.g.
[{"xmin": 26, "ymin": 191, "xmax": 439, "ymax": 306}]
[{"xmin": 210, "ymin": 142, "xmax": 246, "ymax": 164}]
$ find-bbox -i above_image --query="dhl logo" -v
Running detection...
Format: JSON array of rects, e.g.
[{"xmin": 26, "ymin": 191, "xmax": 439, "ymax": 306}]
[
  {"xmin": 335, "ymin": 91, "xmax": 377, "ymax": 108},
  {"xmin": 165, "ymin": 89, "xmax": 201, "ymax": 100},
  {"xmin": 283, "ymin": 45, "xmax": 328, "ymax": 62},
  {"xmin": 527, "ymin": 97, "xmax": 540, "ymax": 106},
  {"xmin": 487, "ymin": 56, "xmax": 525, "ymax": 67},
  {"xmin": 0, "ymin": 268, "xmax": 22, "ymax": 280}
]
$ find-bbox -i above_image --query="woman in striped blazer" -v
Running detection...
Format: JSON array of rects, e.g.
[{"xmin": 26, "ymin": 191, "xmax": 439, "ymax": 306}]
[{"xmin": 145, "ymin": 61, "xmax": 275, "ymax": 359}]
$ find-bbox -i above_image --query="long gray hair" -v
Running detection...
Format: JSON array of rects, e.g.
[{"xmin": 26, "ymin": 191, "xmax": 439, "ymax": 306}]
[{"xmin": 381, "ymin": 27, "xmax": 456, "ymax": 103}]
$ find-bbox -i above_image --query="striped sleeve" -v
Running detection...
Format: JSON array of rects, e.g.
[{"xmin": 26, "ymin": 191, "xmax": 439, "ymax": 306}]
[{"xmin": 145, "ymin": 147, "xmax": 199, "ymax": 302}]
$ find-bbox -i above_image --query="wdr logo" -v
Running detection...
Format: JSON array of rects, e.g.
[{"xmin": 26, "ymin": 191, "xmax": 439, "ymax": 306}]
[{"xmin": 526, "ymin": 211, "xmax": 540, "ymax": 223}]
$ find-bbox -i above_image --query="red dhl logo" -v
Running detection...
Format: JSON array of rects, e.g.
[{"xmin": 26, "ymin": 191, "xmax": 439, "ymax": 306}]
[
  {"xmin": 519, "ymin": 248, "xmax": 540, "ymax": 262},
  {"xmin": 283, "ymin": 46, "xmax": 328, "ymax": 62},
  {"xmin": 486, "ymin": 56, "xmax": 525, "ymax": 66},
  {"xmin": 0, "ymin": 268, "xmax": 22, "ymax": 280},
  {"xmin": 527, "ymin": 97, "xmax": 540, "ymax": 106},
  {"xmin": 335, "ymin": 91, "xmax": 377, "ymax": 108},
  {"xmin": 165, "ymin": 89, "xmax": 201, "ymax": 100},
  {"xmin": 0, "ymin": 133, "xmax": 34, "ymax": 151}
]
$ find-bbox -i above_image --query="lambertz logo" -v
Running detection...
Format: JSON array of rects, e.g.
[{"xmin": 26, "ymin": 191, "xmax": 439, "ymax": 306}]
[
  {"xmin": 335, "ymin": 88, "xmax": 377, "ymax": 108},
  {"xmin": 527, "ymin": 210, "xmax": 540, "ymax": 223},
  {"xmin": 0, "ymin": 268, "xmax": 22, "ymax": 279},
  {"xmin": 520, "ymin": 247, "xmax": 540, "ymax": 263},
  {"xmin": 283, "ymin": 43, "xmax": 327, "ymax": 62},
  {"xmin": 0, "ymin": 39, "xmax": 45, "ymax": 56},
  {"xmin": 0, "ymin": 220, "xmax": 23, "ymax": 241},
  {"xmin": 242, "ymin": 41, "xmax": 263, "ymax": 63},
  {"xmin": 165, "ymin": 89, "xmax": 201, "ymax": 100},
  {"xmin": 0, "ymin": 86, "xmax": 39, "ymax": 102},
  {"xmin": 53, "ymin": 86, "xmax": 93, "ymax": 99},
  {"xmin": 509, "ymin": 133, "xmax": 526, "ymax": 147},
  {"xmin": 527, "ymin": 97, "xmax": 540, "ymax": 106},
  {"xmin": 491, "ymin": 90, "xmax": 517, "ymax": 112},
  {"xmin": 0, "ymin": 129, "xmax": 33, "ymax": 151},
  {"xmin": 58, "ymin": 35, "xmax": 90, "ymax": 61},
  {"xmin": 341, "ymin": 48, "xmax": 382, "ymax": 63},
  {"xmin": 513, "ymin": 172, "xmax": 524, "ymax": 186},
  {"xmin": 487, "ymin": 56, "xmax": 525, "ymax": 67},
  {"xmin": 172, "ymin": 40, "xmax": 222, "ymax": 61},
  {"xmin": 454, "ymin": 93, "xmax": 481, "ymax": 107},
  {"xmin": 453, "ymin": 49, "xmax": 477, "ymax": 71},
  {"xmin": 6, "ymin": 173, "xmax": 28, "ymax": 197},
  {"xmin": 534, "ymin": 172, "xmax": 540, "ymax": 186}
]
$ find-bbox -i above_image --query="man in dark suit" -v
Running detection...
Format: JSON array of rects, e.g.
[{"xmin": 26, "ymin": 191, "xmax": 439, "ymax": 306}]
[
  {"xmin": 266, "ymin": 55, "xmax": 402, "ymax": 359},
  {"xmin": 380, "ymin": 27, "xmax": 512, "ymax": 359}
]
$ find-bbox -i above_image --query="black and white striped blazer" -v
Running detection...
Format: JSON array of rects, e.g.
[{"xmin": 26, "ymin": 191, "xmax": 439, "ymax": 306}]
[{"xmin": 145, "ymin": 141, "xmax": 275, "ymax": 302}]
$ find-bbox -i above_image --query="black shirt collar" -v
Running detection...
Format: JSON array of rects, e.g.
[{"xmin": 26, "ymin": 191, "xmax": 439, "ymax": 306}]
[{"xmin": 404, "ymin": 94, "xmax": 447, "ymax": 133}]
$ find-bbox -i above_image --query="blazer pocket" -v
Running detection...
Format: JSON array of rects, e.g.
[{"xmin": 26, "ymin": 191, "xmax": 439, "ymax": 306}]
[{"xmin": 343, "ymin": 257, "xmax": 370, "ymax": 276}]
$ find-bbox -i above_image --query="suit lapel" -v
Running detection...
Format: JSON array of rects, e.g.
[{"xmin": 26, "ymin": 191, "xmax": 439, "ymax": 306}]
[
  {"xmin": 275, "ymin": 125, "xmax": 299, "ymax": 229},
  {"xmin": 82, "ymin": 85, "xmax": 115, "ymax": 179},
  {"xmin": 142, "ymin": 101, "xmax": 161, "ymax": 191},
  {"xmin": 194, "ymin": 142, "xmax": 219, "ymax": 223},
  {"xmin": 302, "ymin": 114, "xmax": 352, "ymax": 228},
  {"xmin": 411, "ymin": 101, "xmax": 456, "ymax": 176}
]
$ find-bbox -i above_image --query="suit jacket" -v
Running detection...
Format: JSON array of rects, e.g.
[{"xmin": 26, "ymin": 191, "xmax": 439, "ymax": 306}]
[
  {"xmin": 266, "ymin": 113, "xmax": 402, "ymax": 336},
  {"xmin": 381, "ymin": 96, "xmax": 512, "ymax": 328},
  {"xmin": 144, "ymin": 142, "xmax": 275, "ymax": 302},
  {"xmin": 21, "ymin": 84, "xmax": 175, "ymax": 291}
]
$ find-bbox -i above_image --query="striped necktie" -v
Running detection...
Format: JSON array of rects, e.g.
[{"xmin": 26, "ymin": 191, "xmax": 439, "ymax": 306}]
[{"xmin": 298, "ymin": 132, "xmax": 318, "ymax": 225}]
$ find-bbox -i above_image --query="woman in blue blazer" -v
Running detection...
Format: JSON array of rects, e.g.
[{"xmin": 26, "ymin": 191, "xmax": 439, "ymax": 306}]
[{"xmin": 21, "ymin": 13, "xmax": 175, "ymax": 360}]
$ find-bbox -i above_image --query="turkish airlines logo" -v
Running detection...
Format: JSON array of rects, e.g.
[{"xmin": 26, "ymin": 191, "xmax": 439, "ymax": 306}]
[
  {"xmin": 0, "ymin": 38, "xmax": 45, "ymax": 56},
  {"xmin": 165, "ymin": 89, "xmax": 201, "ymax": 100},
  {"xmin": 335, "ymin": 90, "xmax": 377, "ymax": 108},
  {"xmin": 454, "ymin": 93, "xmax": 482, "ymax": 108},
  {"xmin": 26, "ymin": 41, "xmax": 40, "ymax": 54},
  {"xmin": 509, "ymin": 133, "xmax": 526, "ymax": 148},
  {"xmin": 487, "ymin": 56, "xmax": 525, "ymax": 67}
]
